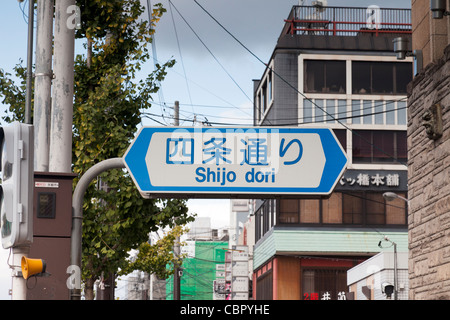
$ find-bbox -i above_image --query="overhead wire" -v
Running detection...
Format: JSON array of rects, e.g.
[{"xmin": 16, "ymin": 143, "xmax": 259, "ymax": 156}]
[
  {"xmin": 153, "ymin": 98, "xmax": 409, "ymax": 125},
  {"xmin": 192, "ymin": 0, "xmax": 408, "ymax": 167},
  {"xmin": 167, "ymin": 0, "xmax": 256, "ymax": 122},
  {"xmin": 167, "ymin": 0, "xmax": 195, "ymax": 118},
  {"xmin": 146, "ymin": 0, "xmax": 171, "ymax": 125},
  {"xmin": 147, "ymin": 53, "xmax": 253, "ymax": 119},
  {"xmin": 144, "ymin": 33, "xmax": 408, "ymax": 128}
]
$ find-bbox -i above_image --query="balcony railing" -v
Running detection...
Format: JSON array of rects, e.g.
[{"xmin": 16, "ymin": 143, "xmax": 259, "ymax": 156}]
[{"xmin": 284, "ymin": 5, "xmax": 411, "ymax": 36}]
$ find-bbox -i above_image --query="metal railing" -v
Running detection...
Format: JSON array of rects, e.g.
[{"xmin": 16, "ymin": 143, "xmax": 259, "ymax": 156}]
[{"xmin": 284, "ymin": 6, "xmax": 411, "ymax": 36}]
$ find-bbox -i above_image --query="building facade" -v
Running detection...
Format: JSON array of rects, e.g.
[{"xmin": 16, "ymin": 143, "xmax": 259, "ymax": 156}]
[
  {"xmin": 251, "ymin": 4, "xmax": 412, "ymax": 300},
  {"xmin": 347, "ymin": 251, "xmax": 409, "ymax": 300},
  {"xmin": 166, "ymin": 240, "xmax": 228, "ymax": 300},
  {"xmin": 407, "ymin": 0, "xmax": 450, "ymax": 300}
]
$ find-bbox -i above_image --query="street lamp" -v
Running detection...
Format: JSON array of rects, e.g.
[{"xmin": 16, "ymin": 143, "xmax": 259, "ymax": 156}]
[
  {"xmin": 381, "ymin": 192, "xmax": 409, "ymax": 300},
  {"xmin": 378, "ymin": 236, "xmax": 398, "ymax": 300},
  {"xmin": 382, "ymin": 192, "xmax": 409, "ymax": 203},
  {"xmin": 430, "ymin": 0, "xmax": 450, "ymax": 19}
]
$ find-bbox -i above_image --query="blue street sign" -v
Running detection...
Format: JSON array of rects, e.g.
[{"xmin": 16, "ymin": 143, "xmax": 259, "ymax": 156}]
[{"xmin": 123, "ymin": 127, "xmax": 348, "ymax": 198}]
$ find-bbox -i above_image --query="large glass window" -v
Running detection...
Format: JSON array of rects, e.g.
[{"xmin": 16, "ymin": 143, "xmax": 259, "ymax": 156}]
[
  {"xmin": 322, "ymin": 193, "xmax": 343, "ymax": 224},
  {"xmin": 303, "ymin": 99, "xmax": 348, "ymax": 124},
  {"xmin": 352, "ymin": 130, "xmax": 407, "ymax": 164},
  {"xmin": 365, "ymin": 193, "xmax": 386, "ymax": 224},
  {"xmin": 386, "ymin": 194, "xmax": 407, "ymax": 225},
  {"xmin": 343, "ymin": 192, "xmax": 407, "ymax": 226},
  {"xmin": 276, "ymin": 192, "xmax": 407, "ymax": 227},
  {"xmin": 304, "ymin": 60, "xmax": 346, "ymax": 93},
  {"xmin": 279, "ymin": 199, "xmax": 299, "ymax": 223},
  {"xmin": 256, "ymin": 191, "xmax": 407, "ymax": 240},
  {"xmin": 352, "ymin": 61, "xmax": 412, "ymax": 95},
  {"xmin": 343, "ymin": 192, "xmax": 363, "ymax": 224},
  {"xmin": 279, "ymin": 199, "xmax": 320, "ymax": 224},
  {"xmin": 300, "ymin": 200, "xmax": 320, "ymax": 223}
]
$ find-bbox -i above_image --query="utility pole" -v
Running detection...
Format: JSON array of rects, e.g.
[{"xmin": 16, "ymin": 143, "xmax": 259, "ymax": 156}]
[
  {"xmin": 10, "ymin": 0, "xmax": 34, "ymax": 300},
  {"xmin": 49, "ymin": 0, "xmax": 75, "ymax": 173},
  {"xmin": 24, "ymin": 0, "xmax": 34, "ymax": 125},
  {"xmin": 174, "ymin": 100, "xmax": 179, "ymax": 126},
  {"xmin": 33, "ymin": 0, "xmax": 54, "ymax": 172},
  {"xmin": 173, "ymin": 101, "xmax": 181, "ymax": 300}
]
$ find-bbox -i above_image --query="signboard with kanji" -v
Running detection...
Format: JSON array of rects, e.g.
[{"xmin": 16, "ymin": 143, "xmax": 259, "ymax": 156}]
[
  {"xmin": 335, "ymin": 169, "xmax": 407, "ymax": 192},
  {"xmin": 123, "ymin": 127, "xmax": 348, "ymax": 198}
]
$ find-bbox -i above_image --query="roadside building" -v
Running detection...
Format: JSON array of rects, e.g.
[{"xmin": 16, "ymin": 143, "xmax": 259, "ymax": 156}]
[
  {"xmin": 347, "ymin": 251, "xmax": 409, "ymax": 300},
  {"xmin": 166, "ymin": 218, "xmax": 229, "ymax": 300},
  {"xmin": 407, "ymin": 0, "xmax": 450, "ymax": 300},
  {"xmin": 251, "ymin": 4, "xmax": 412, "ymax": 300}
]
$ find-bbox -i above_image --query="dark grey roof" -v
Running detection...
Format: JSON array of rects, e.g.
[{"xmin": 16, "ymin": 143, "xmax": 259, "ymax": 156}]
[{"xmin": 276, "ymin": 33, "xmax": 412, "ymax": 52}]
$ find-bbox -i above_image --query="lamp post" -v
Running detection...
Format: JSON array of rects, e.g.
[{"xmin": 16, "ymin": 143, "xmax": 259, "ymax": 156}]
[
  {"xmin": 381, "ymin": 192, "xmax": 409, "ymax": 300},
  {"xmin": 382, "ymin": 192, "xmax": 409, "ymax": 203},
  {"xmin": 378, "ymin": 236, "xmax": 398, "ymax": 300}
]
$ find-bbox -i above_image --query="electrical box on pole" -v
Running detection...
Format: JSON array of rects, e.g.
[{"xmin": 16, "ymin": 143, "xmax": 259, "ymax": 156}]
[{"xmin": 0, "ymin": 122, "xmax": 34, "ymax": 249}]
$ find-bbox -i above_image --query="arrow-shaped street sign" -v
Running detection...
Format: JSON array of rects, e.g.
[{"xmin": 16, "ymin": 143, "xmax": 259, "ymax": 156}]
[{"xmin": 123, "ymin": 127, "xmax": 348, "ymax": 198}]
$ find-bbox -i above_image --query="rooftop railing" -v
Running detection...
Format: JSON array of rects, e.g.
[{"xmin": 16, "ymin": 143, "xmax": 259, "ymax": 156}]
[{"xmin": 284, "ymin": 5, "xmax": 412, "ymax": 36}]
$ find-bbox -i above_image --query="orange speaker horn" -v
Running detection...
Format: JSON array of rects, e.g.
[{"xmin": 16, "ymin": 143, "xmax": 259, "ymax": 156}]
[{"xmin": 21, "ymin": 257, "xmax": 46, "ymax": 280}]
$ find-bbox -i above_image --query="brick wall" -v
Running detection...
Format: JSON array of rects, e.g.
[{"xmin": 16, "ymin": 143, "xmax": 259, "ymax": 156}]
[{"xmin": 407, "ymin": 44, "xmax": 450, "ymax": 300}]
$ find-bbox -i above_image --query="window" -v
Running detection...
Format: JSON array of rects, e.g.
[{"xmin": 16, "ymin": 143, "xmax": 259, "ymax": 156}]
[
  {"xmin": 304, "ymin": 60, "xmax": 346, "ymax": 93},
  {"xmin": 268, "ymin": 191, "xmax": 406, "ymax": 232},
  {"xmin": 352, "ymin": 61, "xmax": 412, "ymax": 95},
  {"xmin": 261, "ymin": 83, "xmax": 267, "ymax": 114},
  {"xmin": 343, "ymin": 192, "xmax": 407, "ymax": 226},
  {"xmin": 343, "ymin": 192, "xmax": 363, "ymax": 224},
  {"xmin": 255, "ymin": 200, "xmax": 276, "ymax": 241},
  {"xmin": 256, "ymin": 70, "xmax": 273, "ymax": 122},
  {"xmin": 322, "ymin": 193, "xmax": 343, "ymax": 223},
  {"xmin": 386, "ymin": 194, "xmax": 407, "ymax": 225},
  {"xmin": 352, "ymin": 130, "xmax": 407, "ymax": 164},
  {"xmin": 366, "ymin": 193, "xmax": 385, "ymax": 224},
  {"xmin": 303, "ymin": 99, "xmax": 348, "ymax": 124},
  {"xmin": 351, "ymin": 100, "xmax": 407, "ymax": 125},
  {"xmin": 302, "ymin": 268, "xmax": 349, "ymax": 300},
  {"xmin": 333, "ymin": 129, "xmax": 347, "ymax": 151},
  {"xmin": 277, "ymin": 192, "xmax": 406, "ymax": 227},
  {"xmin": 300, "ymin": 200, "xmax": 320, "ymax": 223},
  {"xmin": 279, "ymin": 199, "xmax": 320, "ymax": 224},
  {"xmin": 279, "ymin": 199, "xmax": 299, "ymax": 223}
]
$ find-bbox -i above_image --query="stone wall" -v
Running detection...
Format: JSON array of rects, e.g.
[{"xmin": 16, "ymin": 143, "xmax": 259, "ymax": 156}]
[
  {"xmin": 412, "ymin": 0, "xmax": 450, "ymax": 66},
  {"xmin": 407, "ymin": 44, "xmax": 450, "ymax": 300}
]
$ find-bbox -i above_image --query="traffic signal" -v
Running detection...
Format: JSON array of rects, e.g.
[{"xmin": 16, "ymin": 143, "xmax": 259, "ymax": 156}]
[{"xmin": 0, "ymin": 122, "xmax": 34, "ymax": 249}]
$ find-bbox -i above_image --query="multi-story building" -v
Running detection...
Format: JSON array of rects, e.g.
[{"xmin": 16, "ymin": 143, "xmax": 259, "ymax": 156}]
[
  {"xmin": 407, "ymin": 0, "xmax": 450, "ymax": 300},
  {"xmin": 251, "ymin": 4, "xmax": 412, "ymax": 300},
  {"xmin": 166, "ymin": 218, "xmax": 229, "ymax": 300}
]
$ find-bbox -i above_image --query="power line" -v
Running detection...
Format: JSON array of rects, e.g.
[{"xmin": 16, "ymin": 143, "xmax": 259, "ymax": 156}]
[
  {"xmin": 146, "ymin": 0, "xmax": 171, "ymax": 125},
  {"xmin": 168, "ymin": 0, "xmax": 195, "ymax": 115},
  {"xmin": 168, "ymin": 0, "xmax": 255, "ymax": 123},
  {"xmin": 156, "ymin": 99, "xmax": 408, "ymax": 125},
  {"xmin": 147, "ymin": 53, "xmax": 253, "ymax": 119},
  {"xmin": 192, "ymin": 0, "xmax": 408, "ymax": 167},
  {"xmin": 147, "ymin": 98, "xmax": 409, "ymax": 129}
]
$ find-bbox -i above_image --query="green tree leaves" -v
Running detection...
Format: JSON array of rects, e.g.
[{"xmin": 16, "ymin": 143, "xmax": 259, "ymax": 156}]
[
  {"xmin": 73, "ymin": 0, "xmax": 189, "ymax": 297},
  {"xmin": 0, "ymin": 0, "xmax": 194, "ymax": 299},
  {"xmin": 121, "ymin": 226, "xmax": 188, "ymax": 279}
]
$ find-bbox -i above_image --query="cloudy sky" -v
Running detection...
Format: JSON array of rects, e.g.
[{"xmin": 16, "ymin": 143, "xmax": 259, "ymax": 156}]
[
  {"xmin": 0, "ymin": 0, "xmax": 411, "ymax": 300},
  {"xmin": 140, "ymin": 0, "xmax": 411, "ymax": 127}
]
